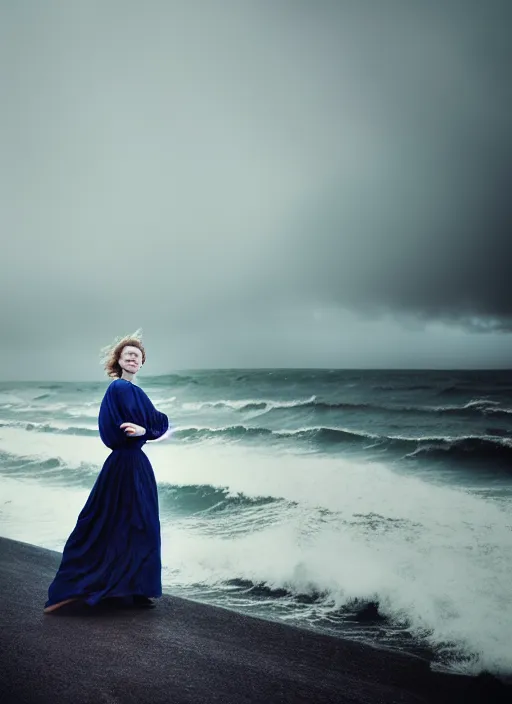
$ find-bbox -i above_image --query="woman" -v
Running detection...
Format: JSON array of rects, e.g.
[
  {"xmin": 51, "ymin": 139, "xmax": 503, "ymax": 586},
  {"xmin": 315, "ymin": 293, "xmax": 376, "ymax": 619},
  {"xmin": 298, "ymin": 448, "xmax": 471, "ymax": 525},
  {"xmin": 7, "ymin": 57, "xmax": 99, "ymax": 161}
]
[{"xmin": 43, "ymin": 332, "xmax": 171, "ymax": 613}]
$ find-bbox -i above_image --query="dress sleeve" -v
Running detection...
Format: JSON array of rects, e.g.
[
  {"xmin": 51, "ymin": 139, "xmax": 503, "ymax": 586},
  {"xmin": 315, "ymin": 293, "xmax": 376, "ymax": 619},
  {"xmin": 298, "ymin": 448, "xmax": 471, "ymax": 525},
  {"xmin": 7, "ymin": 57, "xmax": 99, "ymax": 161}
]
[
  {"xmin": 134, "ymin": 385, "xmax": 170, "ymax": 441},
  {"xmin": 106, "ymin": 380, "xmax": 169, "ymax": 443}
]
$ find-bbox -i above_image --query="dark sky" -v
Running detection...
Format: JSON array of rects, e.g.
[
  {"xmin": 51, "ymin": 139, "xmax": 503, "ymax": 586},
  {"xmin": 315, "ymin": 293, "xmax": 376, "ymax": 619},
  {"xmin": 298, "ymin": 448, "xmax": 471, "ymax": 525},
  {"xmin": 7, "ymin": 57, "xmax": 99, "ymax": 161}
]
[{"xmin": 1, "ymin": 0, "xmax": 511, "ymax": 380}]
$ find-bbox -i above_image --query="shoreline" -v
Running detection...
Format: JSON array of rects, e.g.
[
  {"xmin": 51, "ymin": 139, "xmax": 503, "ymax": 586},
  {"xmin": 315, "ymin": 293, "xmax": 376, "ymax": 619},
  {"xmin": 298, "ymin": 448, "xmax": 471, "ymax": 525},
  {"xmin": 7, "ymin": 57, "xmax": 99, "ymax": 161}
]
[{"xmin": 1, "ymin": 536, "xmax": 510, "ymax": 704}]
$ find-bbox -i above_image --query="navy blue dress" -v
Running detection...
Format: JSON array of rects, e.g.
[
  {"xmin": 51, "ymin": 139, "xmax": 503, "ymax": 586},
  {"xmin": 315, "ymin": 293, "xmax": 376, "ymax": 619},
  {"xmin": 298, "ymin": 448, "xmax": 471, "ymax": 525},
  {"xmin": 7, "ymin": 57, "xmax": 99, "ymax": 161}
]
[{"xmin": 44, "ymin": 379, "xmax": 169, "ymax": 608}]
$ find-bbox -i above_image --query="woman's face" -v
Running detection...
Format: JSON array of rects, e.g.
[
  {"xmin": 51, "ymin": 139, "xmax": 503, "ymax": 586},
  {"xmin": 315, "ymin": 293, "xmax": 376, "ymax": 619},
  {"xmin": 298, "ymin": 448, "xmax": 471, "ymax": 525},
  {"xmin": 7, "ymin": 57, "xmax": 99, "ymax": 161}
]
[{"xmin": 118, "ymin": 345, "xmax": 143, "ymax": 375}]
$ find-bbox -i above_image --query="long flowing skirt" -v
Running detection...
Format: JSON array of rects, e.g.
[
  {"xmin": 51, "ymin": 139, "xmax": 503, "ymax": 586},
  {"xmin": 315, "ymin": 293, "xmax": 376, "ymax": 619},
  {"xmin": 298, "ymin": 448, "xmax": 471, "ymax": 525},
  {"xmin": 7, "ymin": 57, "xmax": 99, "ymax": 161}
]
[{"xmin": 44, "ymin": 448, "xmax": 162, "ymax": 608}]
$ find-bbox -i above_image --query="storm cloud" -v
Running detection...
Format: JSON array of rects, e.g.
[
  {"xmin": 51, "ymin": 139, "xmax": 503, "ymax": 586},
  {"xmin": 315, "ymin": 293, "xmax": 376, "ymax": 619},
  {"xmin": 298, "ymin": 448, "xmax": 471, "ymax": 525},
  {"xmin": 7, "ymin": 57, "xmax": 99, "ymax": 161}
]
[
  {"xmin": 1, "ymin": 0, "xmax": 511, "ymax": 378},
  {"xmin": 266, "ymin": 0, "xmax": 512, "ymax": 328}
]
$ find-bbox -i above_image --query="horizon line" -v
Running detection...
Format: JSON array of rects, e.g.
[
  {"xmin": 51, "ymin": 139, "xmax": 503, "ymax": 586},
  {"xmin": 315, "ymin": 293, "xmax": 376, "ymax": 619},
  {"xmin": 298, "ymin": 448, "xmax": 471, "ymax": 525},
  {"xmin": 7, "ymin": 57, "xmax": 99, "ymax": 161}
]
[{"xmin": 1, "ymin": 366, "xmax": 512, "ymax": 384}]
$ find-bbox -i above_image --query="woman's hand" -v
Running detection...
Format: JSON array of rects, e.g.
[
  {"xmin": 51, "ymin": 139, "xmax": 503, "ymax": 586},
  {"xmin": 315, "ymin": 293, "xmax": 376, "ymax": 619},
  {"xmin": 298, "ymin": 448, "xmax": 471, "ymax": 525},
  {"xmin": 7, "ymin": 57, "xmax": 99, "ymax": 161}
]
[{"xmin": 120, "ymin": 422, "xmax": 146, "ymax": 437}]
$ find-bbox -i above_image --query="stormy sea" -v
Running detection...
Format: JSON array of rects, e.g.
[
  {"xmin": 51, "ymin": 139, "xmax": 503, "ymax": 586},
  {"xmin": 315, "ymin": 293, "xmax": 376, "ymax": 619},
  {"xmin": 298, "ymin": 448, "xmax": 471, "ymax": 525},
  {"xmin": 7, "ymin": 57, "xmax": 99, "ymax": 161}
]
[{"xmin": 0, "ymin": 369, "xmax": 511, "ymax": 677}]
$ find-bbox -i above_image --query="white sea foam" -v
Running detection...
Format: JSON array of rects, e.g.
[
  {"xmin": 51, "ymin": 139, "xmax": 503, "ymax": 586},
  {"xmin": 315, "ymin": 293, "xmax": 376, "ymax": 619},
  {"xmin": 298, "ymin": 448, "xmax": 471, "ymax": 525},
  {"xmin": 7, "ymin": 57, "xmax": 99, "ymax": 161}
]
[
  {"xmin": 0, "ymin": 393, "xmax": 26, "ymax": 407},
  {"xmin": 183, "ymin": 395, "xmax": 316, "ymax": 411}
]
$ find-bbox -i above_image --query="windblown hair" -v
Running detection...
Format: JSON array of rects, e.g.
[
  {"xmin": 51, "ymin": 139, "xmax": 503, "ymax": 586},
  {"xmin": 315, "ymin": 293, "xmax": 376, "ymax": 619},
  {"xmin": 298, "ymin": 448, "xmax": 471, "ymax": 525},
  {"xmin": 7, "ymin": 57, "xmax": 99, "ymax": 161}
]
[{"xmin": 100, "ymin": 329, "xmax": 146, "ymax": 379}]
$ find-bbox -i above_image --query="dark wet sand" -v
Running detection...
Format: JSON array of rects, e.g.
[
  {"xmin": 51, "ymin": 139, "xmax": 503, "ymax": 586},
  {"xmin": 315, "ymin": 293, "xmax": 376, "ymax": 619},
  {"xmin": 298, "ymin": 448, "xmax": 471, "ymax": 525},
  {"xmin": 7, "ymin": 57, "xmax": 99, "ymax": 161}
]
[{"xmin": 0, "ymin": 536, "xmax": 510, "ymax": 704}]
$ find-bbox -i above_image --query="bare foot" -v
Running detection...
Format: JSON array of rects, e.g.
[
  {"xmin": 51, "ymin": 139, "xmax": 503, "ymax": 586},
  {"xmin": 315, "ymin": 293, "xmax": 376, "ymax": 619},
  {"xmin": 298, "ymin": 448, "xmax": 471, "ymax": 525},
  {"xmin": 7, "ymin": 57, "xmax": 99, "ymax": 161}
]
[{"xmin": 43, "ymin": 598, "xmax": 79, "ymax": 614}]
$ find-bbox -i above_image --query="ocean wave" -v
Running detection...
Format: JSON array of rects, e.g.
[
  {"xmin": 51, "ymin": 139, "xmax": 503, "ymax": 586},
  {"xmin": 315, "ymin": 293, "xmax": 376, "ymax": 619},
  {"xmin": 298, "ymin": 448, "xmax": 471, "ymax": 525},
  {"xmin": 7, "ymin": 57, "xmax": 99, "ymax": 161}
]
[
  {"xmin": 403, "ymin": 435, "xmax": 512, "ymax": 463},
  {"xmin": 187, "ymin": 395, "xmax": 512, "ymax": 421},
  {"xmin": 172, "ymin": 424, "xmax": 379, "ymax": 445},
  {"xmin": 438, "ymin": 385, "xmax": 512, "ymax": 397},
  {"xmin": 372, "ymin": 384, "xmax": 433, "ymax": 391},
  {"xmin": 0, "ymin": 420, "xmax": 97, "ymax": 437},
  {"xmin": 285, "ymin": 397, "xmax": 512, "ymax": 419},
  {"xmin": 3, "ymin": 401, "xmax": 70, "ymax": 414},
  {"xmin": 171, "ymin": 424, "xmax": 512, "ymax": 465},
  {"xmin": 159, "ymin": 483, "xmax": 279, "ymax": 515},
  {"xmin": 222, "ymin": 578, "xmax": 389, "ymax": 623},
  {"xmin": 427, "ymin": 400, "xmax": 512, "ymax": 419},
  {"xmin": 183, "ymin": 396, "xmax": 316, "ymax": 412},
  {"xmin": 0, "ymin": 448, "xmax": 99, "ymax": 485},
  {"xmin": 2, "ymin": 415, "xmax": 512, "ymax": 467},
  {"xmin": 0, "ymin": 393, "xmax": 26, "ymax": 407},
  {"xmin": 145, "ymin": 374, "xmax": 199, "ymax": 386},
  {"xmin": 416, "ymin": 399, "xmax": 512, "ymax": 418}
]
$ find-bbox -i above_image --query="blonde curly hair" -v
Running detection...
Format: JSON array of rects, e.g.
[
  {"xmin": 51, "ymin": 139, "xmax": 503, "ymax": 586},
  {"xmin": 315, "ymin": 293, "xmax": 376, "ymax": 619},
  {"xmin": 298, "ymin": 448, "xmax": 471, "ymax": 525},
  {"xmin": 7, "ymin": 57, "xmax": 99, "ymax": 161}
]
[{"xmin": 100, "ymin": 329, "xmax": 146, "ymax": 379}]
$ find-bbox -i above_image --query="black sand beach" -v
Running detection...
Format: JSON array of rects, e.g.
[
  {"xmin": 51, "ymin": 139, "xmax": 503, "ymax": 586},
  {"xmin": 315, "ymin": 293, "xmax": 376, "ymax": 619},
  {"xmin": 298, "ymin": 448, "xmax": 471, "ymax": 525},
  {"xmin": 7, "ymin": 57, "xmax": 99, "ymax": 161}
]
[{"xmin": 0, "ymin": 537, "xmax": 510, "ymax": 704}]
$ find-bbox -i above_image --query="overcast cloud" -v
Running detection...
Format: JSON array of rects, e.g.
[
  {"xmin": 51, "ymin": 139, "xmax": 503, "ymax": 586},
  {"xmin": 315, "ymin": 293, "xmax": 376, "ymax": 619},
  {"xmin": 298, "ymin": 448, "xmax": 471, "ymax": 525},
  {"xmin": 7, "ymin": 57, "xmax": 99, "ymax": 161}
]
[{"xmin": 1, "ymin": 0, "xmax": 511, "ymax": 379}]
